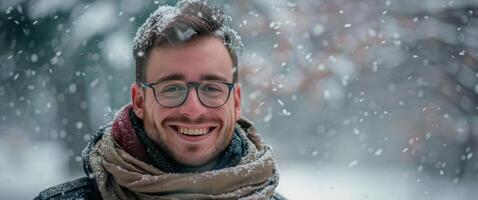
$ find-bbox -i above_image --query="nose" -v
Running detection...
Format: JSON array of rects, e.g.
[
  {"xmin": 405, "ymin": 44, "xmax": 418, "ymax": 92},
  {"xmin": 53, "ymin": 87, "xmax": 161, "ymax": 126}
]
[{"xmin": 178, "ymin": 88, "xmax": 207, "ymax": 120}]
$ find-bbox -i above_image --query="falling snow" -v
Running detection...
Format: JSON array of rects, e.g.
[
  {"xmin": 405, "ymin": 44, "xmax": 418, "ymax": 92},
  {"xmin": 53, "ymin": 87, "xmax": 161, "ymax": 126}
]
[{"xmin": 1, "ymin": 0, "xmax": 478, "ymax": 199}]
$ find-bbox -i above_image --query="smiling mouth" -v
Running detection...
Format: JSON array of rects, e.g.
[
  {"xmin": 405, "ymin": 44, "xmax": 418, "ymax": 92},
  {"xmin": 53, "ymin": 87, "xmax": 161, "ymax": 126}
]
[{"xmin": 170, "ymin": 125, "xmax": 216, "ymax": 136}]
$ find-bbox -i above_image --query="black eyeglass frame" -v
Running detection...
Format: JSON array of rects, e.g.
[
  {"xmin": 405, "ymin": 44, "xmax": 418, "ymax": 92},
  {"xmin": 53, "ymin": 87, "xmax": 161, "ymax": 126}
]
[{"xmin": 140, "ymin": 81, "xmax": 235, "ymax": 108}]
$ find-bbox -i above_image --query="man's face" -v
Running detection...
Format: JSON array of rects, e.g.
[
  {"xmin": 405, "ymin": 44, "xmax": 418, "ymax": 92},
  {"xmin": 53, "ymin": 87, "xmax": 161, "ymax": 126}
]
[{"xmin": 132, "ymin": 36, "xmax": 241, "ymax": 167}]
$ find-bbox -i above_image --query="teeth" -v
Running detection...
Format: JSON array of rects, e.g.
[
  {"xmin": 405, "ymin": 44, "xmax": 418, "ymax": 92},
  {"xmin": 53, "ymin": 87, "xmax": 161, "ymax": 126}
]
[{"xmin": 178, "ymin": 127, "xmax": 209, "ymax": 136}]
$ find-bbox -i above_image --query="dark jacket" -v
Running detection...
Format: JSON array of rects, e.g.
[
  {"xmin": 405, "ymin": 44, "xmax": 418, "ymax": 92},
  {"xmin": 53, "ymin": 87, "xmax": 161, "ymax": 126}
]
[{"xmin": 34, "ymin": 126, "xmax": 287, "ymax": 200}]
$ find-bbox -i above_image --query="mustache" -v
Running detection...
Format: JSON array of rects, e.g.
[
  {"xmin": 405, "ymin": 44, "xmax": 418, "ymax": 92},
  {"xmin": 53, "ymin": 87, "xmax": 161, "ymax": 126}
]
[{"xmin": 165, "ymin": 115, "xmax": 219, "ymax": 124}]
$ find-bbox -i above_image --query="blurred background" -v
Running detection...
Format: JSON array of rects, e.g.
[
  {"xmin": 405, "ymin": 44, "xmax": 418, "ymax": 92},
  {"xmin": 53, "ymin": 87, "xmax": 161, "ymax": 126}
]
[{"xmin": 1, "ymin": 0, "xmax": 478, "ymax": 199}]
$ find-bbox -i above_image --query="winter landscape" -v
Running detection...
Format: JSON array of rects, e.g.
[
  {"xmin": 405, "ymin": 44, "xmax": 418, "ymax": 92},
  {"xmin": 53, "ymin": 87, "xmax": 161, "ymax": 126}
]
[{"xmin": 1, "ymin": 0, "xmax": 477, "ymax": 199}]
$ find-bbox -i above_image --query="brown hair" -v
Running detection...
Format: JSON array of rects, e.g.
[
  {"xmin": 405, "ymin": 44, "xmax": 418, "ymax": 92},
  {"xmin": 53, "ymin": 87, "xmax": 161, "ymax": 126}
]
[{"xmin": 133, "ymin": 1, "xmax": 242, "ymax": 83}]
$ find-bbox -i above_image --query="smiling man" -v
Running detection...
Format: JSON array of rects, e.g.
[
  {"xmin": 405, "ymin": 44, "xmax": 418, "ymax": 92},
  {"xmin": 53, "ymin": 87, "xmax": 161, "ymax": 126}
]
[
  {"xmin": 136, "ymin": 36, "xmax": 241, "ymax": 172},
  {"xmin": 35, "ymin": 1, "xmax": 284, "ymax": 200}
]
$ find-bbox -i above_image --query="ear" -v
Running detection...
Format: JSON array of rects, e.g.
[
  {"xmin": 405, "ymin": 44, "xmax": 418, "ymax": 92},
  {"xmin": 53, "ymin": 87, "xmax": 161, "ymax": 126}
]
[
  {"xmin": 233, "ymin": 83, "xmax": 241, "ymax": 121},
  {"xmin": 131, "ymin": 83, "xmax": 145, "ymax": 119}
]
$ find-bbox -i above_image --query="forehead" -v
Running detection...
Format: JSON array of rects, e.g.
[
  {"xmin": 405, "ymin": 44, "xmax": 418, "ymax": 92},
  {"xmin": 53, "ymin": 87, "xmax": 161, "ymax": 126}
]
[{"xmin": 145, "ymin": 36, "xmax": 234, "ymax": 82}]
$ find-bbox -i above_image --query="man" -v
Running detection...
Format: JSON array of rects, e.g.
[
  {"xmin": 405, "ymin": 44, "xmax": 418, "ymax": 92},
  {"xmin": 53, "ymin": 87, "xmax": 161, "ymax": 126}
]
[{"xmin": 35, "ymin": 0, "xmax": 285, "ymax": 199}]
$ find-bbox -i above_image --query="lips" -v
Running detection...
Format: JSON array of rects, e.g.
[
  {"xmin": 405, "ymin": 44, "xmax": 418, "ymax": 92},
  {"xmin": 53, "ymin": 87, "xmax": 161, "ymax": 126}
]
[{"xmin": 168, "ymin": 124, "xmax": 217, "ymax": 142}]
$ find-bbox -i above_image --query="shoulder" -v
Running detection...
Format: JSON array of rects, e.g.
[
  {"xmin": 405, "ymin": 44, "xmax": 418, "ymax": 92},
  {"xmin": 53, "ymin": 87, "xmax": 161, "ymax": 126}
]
[
  {"xmin": 34, "ymin": 177, "xmax": 101, "ymax": 200},
  {"xmin": 272, "ymin": 192, "xmax": 288, "ymax": 200}
]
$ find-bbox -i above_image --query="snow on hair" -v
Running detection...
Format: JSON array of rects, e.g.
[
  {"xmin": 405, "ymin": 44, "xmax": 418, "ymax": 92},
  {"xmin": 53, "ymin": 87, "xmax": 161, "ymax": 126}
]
[{"xmin": 132, "ymin": 0, "xmax": 243, "ymax": 82}]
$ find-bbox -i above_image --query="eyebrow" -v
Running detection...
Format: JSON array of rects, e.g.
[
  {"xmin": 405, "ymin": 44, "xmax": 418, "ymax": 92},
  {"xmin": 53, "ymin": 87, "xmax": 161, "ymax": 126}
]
[
  {"xmin": 154, "ymin": 74, "xmax": 185, "ymax": 83},
  {"xmin": 199, "ymin": 74, "xmax": 228, "ymax": 82},
  {"xmin": 154, "ymin": 73, "xmax": 229, "ymax": 83}
]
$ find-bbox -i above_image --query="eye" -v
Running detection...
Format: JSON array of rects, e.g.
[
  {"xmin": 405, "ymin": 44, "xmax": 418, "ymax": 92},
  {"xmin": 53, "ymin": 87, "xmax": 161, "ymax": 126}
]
[
  {"xmin": 161, "ymin": 84, "xmax": 186, "ymax": 94},
  {"xmin": 201, "ymin": 84, "xmax": 223, "ymax": 92}
]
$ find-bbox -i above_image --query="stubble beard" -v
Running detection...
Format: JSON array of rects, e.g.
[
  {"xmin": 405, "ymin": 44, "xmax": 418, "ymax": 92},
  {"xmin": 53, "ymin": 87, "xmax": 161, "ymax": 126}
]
[{"xmin": 142, "ymin": 111, "xmax": 234, "ymax": 167}]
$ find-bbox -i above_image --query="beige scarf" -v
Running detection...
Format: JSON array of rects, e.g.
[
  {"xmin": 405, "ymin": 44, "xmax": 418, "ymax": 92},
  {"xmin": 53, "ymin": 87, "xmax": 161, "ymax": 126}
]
[{"xmin": 89, "ymin": 118, "xmax": 279, "ymax": 200}]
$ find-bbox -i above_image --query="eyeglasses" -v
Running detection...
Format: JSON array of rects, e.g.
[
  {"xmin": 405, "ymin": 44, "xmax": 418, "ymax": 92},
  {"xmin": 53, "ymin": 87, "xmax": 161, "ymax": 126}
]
[{"xmin": 140, "ymin": 80, "xmax": 235, "ymax": 108}]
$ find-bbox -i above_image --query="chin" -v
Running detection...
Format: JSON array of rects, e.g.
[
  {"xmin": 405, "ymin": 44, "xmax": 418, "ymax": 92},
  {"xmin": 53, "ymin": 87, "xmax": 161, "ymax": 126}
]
[{"xmin": 173, "ymin": 146, "xmax": 223, "ymax": 166}]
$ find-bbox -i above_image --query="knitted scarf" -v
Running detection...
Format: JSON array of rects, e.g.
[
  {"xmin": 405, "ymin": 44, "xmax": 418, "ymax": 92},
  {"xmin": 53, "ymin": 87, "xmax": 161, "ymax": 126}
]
[{"xmin": 88, "ymin": 104, "xmax": 279, "ymax": 200}]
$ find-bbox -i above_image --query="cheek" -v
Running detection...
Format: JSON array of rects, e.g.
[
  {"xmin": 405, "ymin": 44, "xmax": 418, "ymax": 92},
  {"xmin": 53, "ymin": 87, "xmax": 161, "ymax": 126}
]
[
  {"xmin": 144, "ymin": 94, "xmax": 163, "ymax": 119},
  {"xmin": 147, "ymin": 105, "xmax": 168, "ymax": 128},
  {"xmin": 143, "ymin": 98, "xmax": 166, "ymax": 140},
  {"xmin": 219, "ymin": 102, "xmax": 234, "ymax": 120},
  {"xmin": 227, "ymin": 100, "xmax": 238, "ymax": 122},
  {"xmin": 220, "ymin": 102, "xmax": 237, "ymax": 133}
]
